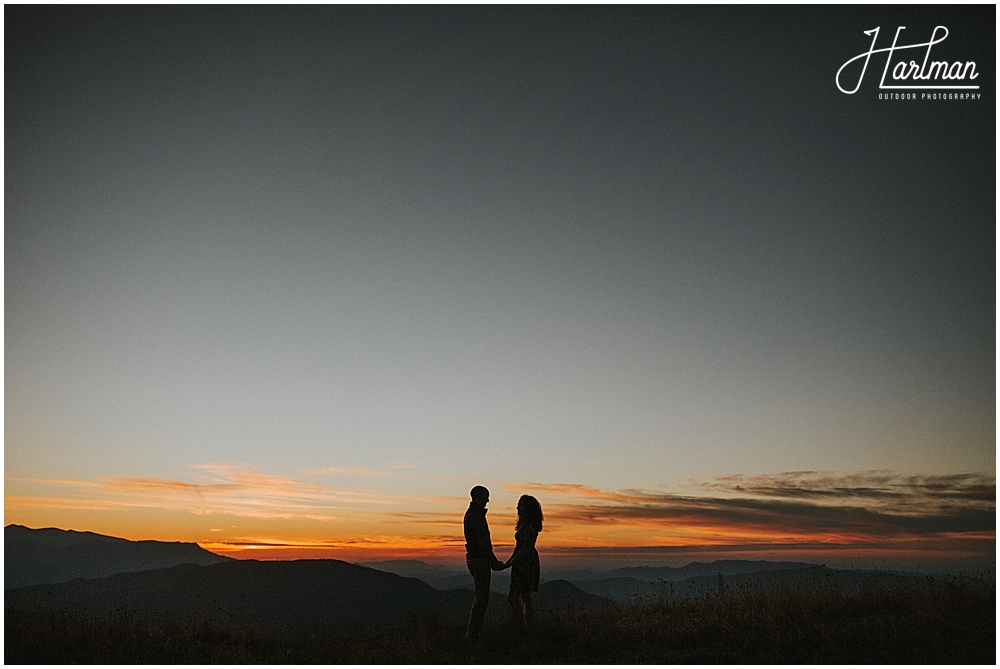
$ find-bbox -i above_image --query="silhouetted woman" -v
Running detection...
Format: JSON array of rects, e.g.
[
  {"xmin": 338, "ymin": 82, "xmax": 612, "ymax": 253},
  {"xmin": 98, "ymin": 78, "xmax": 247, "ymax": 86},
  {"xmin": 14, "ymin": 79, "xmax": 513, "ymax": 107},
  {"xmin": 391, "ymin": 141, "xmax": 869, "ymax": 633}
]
[{"xmin": 503, "ymin": 494, "xmax": 542, "ymax": 632}]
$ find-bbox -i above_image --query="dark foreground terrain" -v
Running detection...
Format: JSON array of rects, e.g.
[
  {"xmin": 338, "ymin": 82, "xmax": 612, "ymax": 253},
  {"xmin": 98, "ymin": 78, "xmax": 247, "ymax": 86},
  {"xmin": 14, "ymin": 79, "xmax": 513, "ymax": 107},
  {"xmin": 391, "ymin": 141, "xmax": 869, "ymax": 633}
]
[{"xmin": 7, "ymin": 571, "xmax": 993, "ymax": 664}]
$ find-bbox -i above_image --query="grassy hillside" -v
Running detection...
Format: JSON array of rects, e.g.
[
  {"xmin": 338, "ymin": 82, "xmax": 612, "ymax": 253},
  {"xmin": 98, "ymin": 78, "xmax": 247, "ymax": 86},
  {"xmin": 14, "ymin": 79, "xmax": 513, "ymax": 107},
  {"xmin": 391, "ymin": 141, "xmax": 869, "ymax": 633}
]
[{"xmin": 6, "ymin": 571, "xmax": 993, "ymax": 664}]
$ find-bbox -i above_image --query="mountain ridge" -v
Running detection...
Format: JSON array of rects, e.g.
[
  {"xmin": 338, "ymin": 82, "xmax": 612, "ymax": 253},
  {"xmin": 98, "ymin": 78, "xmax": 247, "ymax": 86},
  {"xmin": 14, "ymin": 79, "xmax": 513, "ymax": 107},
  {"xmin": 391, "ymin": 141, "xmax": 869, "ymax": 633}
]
[
  {"xmin": 4, "ymin": 558, "xmax": 606, "ymax": 631},
  {"xmin": 4, "ymin": 524, "xmax": 232, "ymax": 590}
]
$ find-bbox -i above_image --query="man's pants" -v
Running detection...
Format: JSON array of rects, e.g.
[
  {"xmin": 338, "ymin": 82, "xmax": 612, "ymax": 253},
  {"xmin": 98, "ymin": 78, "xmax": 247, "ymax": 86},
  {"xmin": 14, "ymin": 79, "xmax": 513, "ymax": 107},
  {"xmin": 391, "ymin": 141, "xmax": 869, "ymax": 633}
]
[{"xmin": 466, "ymin": 557, "xmax": 491, "ymax": 634}]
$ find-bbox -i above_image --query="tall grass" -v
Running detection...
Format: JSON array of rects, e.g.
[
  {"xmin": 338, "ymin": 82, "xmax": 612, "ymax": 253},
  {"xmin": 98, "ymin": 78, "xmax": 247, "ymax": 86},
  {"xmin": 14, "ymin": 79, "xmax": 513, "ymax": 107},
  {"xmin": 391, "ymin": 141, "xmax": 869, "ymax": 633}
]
[{"xmin": 6, "ymin": 572, "xmax": 993, "ymax": 664}]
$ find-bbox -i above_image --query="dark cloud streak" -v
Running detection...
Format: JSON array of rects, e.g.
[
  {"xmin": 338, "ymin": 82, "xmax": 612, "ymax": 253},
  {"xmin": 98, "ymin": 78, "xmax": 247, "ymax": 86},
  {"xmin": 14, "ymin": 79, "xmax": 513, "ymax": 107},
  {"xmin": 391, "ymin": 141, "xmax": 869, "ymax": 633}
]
[{"xmin": 534, "ymin": 471, "xmax": 995, "ymax": 540}]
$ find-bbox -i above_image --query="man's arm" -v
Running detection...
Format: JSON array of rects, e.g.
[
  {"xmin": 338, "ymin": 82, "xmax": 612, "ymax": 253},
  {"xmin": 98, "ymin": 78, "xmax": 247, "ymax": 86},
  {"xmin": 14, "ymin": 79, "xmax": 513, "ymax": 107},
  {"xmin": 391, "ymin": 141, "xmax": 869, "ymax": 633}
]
[{"xmin": 472, "ymin": 513, "xmax": 504, "ymax": 569}]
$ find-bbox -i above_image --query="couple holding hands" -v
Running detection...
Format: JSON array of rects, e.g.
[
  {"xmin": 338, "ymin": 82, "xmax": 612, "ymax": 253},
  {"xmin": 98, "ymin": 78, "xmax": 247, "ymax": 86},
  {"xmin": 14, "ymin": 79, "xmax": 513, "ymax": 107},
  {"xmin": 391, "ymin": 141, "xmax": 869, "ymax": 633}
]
[{"xmin": 463, "ymin": 485, "xmax": 543, "ymax": 637}]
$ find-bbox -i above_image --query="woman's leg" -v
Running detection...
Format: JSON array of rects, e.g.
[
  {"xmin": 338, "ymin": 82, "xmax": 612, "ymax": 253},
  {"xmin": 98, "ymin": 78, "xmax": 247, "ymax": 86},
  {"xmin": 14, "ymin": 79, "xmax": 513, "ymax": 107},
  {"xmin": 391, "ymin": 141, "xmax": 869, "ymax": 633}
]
[
  {"xmin": 507, "ymin": 588, "xmax": 522, "ymax": 625},
  {"xmin": 521, "ymin": 591, "xmax": 534, "ymax": 631}
]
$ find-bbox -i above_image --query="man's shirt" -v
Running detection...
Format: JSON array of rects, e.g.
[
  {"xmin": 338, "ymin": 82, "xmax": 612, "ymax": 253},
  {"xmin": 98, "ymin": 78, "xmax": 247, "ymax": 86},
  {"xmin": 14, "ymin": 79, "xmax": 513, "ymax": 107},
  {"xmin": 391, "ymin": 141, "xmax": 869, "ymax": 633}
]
[{"xmin": 464, "ymin": 502, "xmax": 493, "ymax": 559}]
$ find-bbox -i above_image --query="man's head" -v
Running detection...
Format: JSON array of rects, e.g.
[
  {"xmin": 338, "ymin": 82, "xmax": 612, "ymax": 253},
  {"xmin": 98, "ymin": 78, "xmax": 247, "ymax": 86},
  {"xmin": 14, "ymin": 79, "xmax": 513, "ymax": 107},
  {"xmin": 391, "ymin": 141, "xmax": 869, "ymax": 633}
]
[{"xmin": 470, "ymin": 485, "xmax": 490, "ymax": 506}]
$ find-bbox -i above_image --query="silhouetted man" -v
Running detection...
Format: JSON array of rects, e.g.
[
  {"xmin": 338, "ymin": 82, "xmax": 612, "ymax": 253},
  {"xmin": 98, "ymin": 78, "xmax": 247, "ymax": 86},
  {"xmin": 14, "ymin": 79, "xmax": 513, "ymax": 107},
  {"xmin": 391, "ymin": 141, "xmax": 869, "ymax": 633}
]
[{"xmin": 464, "ymin": 485, "xmax": 504, "ymax": 638}]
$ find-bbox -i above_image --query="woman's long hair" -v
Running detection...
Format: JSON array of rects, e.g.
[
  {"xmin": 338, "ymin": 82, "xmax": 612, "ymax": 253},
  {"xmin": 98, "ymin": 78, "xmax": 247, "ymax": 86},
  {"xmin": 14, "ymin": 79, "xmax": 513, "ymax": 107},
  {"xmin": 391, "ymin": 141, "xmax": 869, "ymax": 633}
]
[{"xmin": 515, "ymin": 494, "xmax": 543, "ymax": 532}]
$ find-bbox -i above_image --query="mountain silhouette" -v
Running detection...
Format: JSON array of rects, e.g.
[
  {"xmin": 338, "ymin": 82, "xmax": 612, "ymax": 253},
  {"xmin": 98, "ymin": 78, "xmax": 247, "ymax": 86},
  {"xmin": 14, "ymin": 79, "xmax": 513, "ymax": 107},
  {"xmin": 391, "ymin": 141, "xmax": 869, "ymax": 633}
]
[
  {"xmin": 359, "ymin": 559, "xmax": 475, "ymax": 590},
  {"xmin": 4, "ymin": 524, "xmax": 232, "ymax": 590},
  {"xmin": 356, "ymin": 558, "xmax": 957, "ymax": 604},
  {"xmin": 4, "ymin": 558, "xmax": 607, "ymax": 631},
  {"xmin": 567, "ymin": 565, "xmax": 947, "ymax": 602},
  {"xmin": 567, "ymin": 576, "xmax": 657, "ymax": 600},
  {"xmin": 604, "ymin": 560, "xmax": 818, "ymax": 581},
  {"xmin": 5, "ymin": 559, "xmax": 462, "ymax": 630},
  {"xmin": 360, "ymin": 558, "xmax": 825, "ymax": 600},
  {"xmin": 360, "ymin": 559, "xmax": 517, "ymax": 593},
  {"xmin": 544, "ymin": 559, "xmax": 816, "ymax": 584}
]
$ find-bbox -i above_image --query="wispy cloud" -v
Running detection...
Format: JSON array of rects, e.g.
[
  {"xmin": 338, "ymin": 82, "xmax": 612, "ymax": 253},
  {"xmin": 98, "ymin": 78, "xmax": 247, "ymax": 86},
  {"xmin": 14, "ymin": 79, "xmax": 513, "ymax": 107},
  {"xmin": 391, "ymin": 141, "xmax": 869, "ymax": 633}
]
[
  {"xmin": 303, "ymin": 466, "xmax": 392, "ymax": 478},
  {"xmin": 8, "ymin": 467, "xmax": 993, "ymax": 562},
  {"xmin": 11, "ymin": 464, "xmax": 423, "ymax": 522},
  {"xmin": 702, "ymin": 471, "xmax": 995, "ymax": 503},
  {"xmin": 506, "ymin": 471, "xmax": 995, "ymax": 546},
  {"xmin": 500, "ymin": 481, "xmax": 643, "ymax": 503}
]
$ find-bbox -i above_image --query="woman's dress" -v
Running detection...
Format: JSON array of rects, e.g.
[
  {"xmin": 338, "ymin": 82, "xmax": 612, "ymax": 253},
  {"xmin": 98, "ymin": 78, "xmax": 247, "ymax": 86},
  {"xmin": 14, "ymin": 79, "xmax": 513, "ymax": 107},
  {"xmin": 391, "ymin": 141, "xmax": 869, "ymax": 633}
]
[{"xmin": 509, "ymin": 523, "xmax": 540, "ymax": 593}]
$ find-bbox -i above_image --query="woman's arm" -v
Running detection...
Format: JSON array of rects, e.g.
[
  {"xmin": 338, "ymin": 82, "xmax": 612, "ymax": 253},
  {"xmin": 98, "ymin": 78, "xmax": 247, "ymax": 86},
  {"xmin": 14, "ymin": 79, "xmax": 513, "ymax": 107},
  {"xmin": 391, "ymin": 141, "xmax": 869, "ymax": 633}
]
[
  {"xmin": 503, "ymin": 546, "xmax": 525, "ymax": 569},
  {"xmin": 503, "ymin": 528, "xmax": 537, "ymax": 568}
]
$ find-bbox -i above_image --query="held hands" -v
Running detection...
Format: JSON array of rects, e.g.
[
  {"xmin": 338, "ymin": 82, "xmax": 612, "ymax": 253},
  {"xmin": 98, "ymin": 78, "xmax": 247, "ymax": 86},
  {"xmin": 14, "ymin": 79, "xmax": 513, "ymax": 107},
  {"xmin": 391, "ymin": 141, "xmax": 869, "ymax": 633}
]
[{"xmin": 491, "ymin": 557, "xmax": 506, "ymax": 571}]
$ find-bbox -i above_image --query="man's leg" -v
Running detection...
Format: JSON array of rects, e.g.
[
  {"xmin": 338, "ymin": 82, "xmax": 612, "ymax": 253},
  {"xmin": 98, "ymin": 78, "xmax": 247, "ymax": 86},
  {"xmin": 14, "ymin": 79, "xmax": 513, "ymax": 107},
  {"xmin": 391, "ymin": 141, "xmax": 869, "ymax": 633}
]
[{"xmin": 467, "ymin": 558, "xmax": 491, "ymax": 636}]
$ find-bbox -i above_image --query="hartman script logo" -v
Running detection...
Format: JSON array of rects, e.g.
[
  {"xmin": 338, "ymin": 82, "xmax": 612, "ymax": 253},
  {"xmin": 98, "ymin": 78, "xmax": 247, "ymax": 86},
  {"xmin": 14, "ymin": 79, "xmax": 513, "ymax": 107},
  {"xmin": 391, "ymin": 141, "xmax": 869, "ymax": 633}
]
[{"xmin": 837, "ymin": 26, "xmax": 980, "ymax": 94}]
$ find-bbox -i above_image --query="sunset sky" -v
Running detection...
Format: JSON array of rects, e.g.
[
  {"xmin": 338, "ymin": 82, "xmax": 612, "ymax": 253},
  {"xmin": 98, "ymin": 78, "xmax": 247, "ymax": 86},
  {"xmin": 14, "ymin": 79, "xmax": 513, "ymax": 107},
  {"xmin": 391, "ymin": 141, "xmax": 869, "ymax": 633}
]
[{"xmin": 5, "ymin": 6, "xmax": 994, "ymax": 571}]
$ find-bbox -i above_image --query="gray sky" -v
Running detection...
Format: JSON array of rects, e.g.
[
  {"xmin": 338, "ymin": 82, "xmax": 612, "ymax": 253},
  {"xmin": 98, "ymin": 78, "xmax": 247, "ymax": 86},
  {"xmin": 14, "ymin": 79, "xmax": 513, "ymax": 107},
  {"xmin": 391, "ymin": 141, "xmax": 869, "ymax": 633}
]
[{"xmin": 5, "ymin": 6, "xmax": 994, "ymax": 563}]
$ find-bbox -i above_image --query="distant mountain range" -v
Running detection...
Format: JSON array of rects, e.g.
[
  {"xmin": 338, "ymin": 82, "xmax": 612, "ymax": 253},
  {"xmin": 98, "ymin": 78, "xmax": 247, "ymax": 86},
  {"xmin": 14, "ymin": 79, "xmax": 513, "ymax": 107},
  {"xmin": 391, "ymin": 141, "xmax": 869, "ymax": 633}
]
[
  {"xmin": 5, "ymin": 559, "xmax": 604, "ymax": 632},
  {"xmin": 4, "ymin": 525, "xmax": 945, "ymax": 634},
  {"xmin": 4, "ymin": 524, "xmax": 232, "ymax": 590},
  {"xmin": 360, "ymin": 557, "xmax": 825, "ymax": 600},
  {"xmin": 6, "ymin": 559, "xmax": 466, "ymax": 630},
  {"xmin": 5, "ymin": 526, "xmax": 605, "ymax": 631},
  {"xmin": 549, "ymin": 559, "xmax": 819, "ymax": 583},
  {"xmin": 359, "ymin": 556, "xmax": 958, "ymax": 603},
  {"xmin": 548, "ymin": 560, "xmax": 827, "ymax": 600},
  {"xmin": 360, "ymin": 559, "xmax": 515, "ymax": 593}
]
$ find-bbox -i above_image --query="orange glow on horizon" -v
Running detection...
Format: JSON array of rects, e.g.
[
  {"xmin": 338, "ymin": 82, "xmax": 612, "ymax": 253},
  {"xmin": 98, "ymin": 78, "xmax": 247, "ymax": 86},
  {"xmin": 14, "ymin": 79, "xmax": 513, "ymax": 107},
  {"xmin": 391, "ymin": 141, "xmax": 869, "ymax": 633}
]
[
  {"xmin": 5, "ymin": 467, "xmax": 994, "ymax": 568},
  {"xmin": 195, "ymin": 527, "xmax": 995, "ymax": 560}
]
